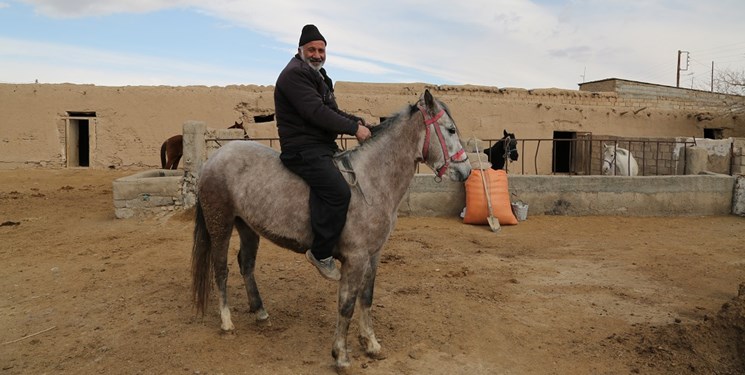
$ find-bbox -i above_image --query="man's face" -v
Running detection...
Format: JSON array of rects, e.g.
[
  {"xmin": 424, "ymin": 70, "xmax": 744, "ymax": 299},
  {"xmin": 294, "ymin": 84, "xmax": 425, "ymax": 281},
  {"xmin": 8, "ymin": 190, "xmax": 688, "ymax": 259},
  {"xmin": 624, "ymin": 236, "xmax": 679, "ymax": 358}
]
[{"xmin": 299, "ymin": 40, "xmax": 326, "ymax": 71}]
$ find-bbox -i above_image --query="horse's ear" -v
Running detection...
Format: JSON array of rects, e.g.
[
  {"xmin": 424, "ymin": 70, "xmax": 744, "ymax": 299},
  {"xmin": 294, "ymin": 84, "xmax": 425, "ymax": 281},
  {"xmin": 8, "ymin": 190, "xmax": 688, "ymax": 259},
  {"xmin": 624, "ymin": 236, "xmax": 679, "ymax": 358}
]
[
  {"xmin": 422, "ymin": 89, "xmax": 435, "ymax": 111},
  {"xmin": 503, "ymin": 129, "xmax": 508, "ymax": 137}
]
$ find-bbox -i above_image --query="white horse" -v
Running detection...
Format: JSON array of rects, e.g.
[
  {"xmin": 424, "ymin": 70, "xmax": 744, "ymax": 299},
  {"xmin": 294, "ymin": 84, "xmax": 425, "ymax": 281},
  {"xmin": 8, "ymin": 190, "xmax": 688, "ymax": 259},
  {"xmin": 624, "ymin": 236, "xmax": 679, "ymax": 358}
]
[{"xmin": 602, "ymin": 144, "xmax": 639, "ymax": 176}]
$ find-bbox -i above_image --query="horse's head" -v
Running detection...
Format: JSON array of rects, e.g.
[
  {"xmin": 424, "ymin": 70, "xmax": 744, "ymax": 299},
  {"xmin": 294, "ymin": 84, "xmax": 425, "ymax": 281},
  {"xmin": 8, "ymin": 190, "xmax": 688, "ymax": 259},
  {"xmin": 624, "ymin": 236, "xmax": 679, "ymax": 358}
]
[
  {"xmin": 602, "ymin": 144, "xmax": 637, "ymax": 176},
  {"xmin": 417, "ymin": 90, "xmax": 471, "ymax": 182},
  {"xmin": 502, "ymin": 129, "xmax": 519, "ymax": 162},
  {"xmin": 601, "ymin": 144, "xmax": 617, "ymax": 175}
]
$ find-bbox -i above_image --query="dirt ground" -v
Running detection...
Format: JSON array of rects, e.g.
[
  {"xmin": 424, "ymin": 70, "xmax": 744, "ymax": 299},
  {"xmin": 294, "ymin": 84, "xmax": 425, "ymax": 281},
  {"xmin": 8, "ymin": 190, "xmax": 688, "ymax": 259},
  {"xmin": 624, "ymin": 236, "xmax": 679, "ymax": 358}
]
[{"xmin": 2, "ymin": 169, "xmax": 745, "ymax": 375}]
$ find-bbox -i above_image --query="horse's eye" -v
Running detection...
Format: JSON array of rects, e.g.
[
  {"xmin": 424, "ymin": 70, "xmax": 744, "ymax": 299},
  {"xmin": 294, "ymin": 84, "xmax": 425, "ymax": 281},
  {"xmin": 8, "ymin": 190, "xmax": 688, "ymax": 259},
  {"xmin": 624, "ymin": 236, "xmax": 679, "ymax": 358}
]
[{"xmin": 447, "ymin": 128, "xmax": 456, "ymax": 135}]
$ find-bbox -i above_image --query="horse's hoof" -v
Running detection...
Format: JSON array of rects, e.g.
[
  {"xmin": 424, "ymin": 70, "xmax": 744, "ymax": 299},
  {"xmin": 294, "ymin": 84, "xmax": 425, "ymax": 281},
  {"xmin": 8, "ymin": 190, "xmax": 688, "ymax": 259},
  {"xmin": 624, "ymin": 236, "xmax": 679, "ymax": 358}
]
[
  {"xmin": 219, "ymin": 329, "xmax": 236, "ymax": 339},
  {"xmin": 334, "ymin": 359, "xmax": 351, "ymax": 370},
  {"xmin": 254, "ymin": 309, "xmax": 270, "ymax": 322},
  {"xmin": 255, "ymin": 317, "xmax": 272, "ymax": 327},
  {"xmin": 366, "ymin": 349, "xmax": 386, "ymax": 360},
  {"xmin": 332, "ymin": 348, "xmax": 351, "ymax": 370},
  {"xmin": 334, "ymin": 363, "xmax": 353, "ymax": 375},
  {"xmin": 359, "ymin": 336, "xmax": 383, "ymax": 358}
]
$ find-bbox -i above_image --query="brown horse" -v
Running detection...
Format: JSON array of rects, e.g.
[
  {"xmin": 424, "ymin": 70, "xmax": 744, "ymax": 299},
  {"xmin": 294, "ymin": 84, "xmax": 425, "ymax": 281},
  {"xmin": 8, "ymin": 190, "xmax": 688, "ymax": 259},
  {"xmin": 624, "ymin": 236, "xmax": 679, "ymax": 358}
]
[
  {"xmin": 160, "ymin": 121, "xmax": 247, "ymax": 169},
  {"xmin": 191, "ymin": 90, "xmax": 471, "ymax": 369}
]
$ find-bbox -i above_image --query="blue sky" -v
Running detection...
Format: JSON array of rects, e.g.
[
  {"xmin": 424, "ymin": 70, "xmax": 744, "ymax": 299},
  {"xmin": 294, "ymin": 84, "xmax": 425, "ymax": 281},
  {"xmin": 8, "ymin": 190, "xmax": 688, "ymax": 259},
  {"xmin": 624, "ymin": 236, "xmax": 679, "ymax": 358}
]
[{"xmin": 1, "ymin": 0, "xmax": 744, "ymax": 90}]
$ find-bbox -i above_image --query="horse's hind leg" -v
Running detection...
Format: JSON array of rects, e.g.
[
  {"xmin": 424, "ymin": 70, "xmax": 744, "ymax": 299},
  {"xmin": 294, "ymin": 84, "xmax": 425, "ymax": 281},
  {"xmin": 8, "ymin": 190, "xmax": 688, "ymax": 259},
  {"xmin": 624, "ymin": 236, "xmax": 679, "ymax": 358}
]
[
  {"xmin": 358, "ymin": 252, "xmax": 382, "ymax": 358},
  {"xmin": 235, "ymin": 219, "xmax": 269, "ymax": 323},
  {"xmin": 172, "ymin": 155, "xmax": 182, "ymax": 170},
  {"xmin": 209, "ymin": 223, "xmax": 235, "ymax": 332}
]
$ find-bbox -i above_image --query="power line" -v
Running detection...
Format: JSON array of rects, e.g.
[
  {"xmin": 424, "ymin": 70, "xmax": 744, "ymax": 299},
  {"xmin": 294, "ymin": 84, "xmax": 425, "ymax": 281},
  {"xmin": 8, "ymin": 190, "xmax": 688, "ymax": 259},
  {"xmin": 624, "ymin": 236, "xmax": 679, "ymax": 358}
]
[{"xmin": 689, "ymin": 41, "xmax": 745, "ymax": 55}]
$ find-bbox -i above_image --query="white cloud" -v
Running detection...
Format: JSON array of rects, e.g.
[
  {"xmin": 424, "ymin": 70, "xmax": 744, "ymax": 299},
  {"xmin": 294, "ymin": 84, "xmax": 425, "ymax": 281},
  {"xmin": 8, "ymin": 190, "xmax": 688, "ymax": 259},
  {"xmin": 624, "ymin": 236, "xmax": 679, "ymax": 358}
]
[
  {"xmin": 0, "ymin": 37, "xmax": 269, "ymax": 85},
  {"xmin": 6, "ymin": 0, "xmax": 745, "ymax": 89},
  {"xmin": 18, "ymin": 0, "xmax": 185, "ymax": 17}
]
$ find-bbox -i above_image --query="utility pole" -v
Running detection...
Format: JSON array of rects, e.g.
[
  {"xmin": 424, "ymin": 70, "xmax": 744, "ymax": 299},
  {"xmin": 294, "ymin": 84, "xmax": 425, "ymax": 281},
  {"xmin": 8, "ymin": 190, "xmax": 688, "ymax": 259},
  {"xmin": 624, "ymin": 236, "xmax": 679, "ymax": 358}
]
[
  {"xmin": 677, "ymin": 50, "xmax": 689, "ymax": 88},
  {"xmin": 711, "ymin": 61, "xmax": 714, "ymax": 92}
]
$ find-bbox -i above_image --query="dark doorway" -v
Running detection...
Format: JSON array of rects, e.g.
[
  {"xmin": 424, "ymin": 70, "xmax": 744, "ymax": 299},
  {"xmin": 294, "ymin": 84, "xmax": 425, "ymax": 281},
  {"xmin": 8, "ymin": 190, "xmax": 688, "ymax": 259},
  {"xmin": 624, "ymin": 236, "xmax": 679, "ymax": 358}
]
[
  {"xmin": 552, "ymin": 131, "xmax": 575, "ymax": 173},
  {"xmin": 704, "ymin": 128, "xmax": 723, "ymax": 139},
  {"xmin": 77, "ymin": 120, "xmax": 90, "ymax": 167},
  {"xmin": 66, "ymin": 112, "xmax": 95, "ymax": 167}
]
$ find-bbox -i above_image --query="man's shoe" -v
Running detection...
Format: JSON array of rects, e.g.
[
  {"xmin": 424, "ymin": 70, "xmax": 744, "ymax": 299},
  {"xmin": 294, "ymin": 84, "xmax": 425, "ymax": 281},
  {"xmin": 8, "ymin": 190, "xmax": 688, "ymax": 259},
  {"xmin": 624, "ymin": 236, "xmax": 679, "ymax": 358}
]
[{"xmin": 305, "ymin": 250, "xmax": 341, "ymax": 281}]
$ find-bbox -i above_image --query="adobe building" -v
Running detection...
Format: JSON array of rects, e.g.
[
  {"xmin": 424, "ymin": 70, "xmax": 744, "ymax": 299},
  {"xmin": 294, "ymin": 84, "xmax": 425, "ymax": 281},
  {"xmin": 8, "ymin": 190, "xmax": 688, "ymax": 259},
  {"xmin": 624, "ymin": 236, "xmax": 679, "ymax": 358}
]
[{"xmin": 1, "ymin": 79, "xmax": 743, "ymax": 174}]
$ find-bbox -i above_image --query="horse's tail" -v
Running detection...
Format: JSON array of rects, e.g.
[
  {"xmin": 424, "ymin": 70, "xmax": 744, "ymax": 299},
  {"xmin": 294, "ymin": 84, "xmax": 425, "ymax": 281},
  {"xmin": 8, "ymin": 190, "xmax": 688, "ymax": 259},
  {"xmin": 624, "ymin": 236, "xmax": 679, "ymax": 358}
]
[
  {"xmin": 160, "ymin": 141, "xmax": 167, "ymax": 169},
  {"xmin": 191, "ymin": 198, "xmax": 213, "ymax": 316}
]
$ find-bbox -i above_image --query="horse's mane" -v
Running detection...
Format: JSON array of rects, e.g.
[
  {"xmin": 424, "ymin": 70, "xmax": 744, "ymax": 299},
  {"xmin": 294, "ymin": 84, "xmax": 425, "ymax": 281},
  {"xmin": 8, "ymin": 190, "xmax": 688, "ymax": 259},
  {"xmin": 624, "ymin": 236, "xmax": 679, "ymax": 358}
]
[
  {"xmin": 368, "ymin": 99, "xmax": 452, "ymax": 138},
  {"xmin": 369, "ymin": 104, "xmax": 418, "ymax": 138}
]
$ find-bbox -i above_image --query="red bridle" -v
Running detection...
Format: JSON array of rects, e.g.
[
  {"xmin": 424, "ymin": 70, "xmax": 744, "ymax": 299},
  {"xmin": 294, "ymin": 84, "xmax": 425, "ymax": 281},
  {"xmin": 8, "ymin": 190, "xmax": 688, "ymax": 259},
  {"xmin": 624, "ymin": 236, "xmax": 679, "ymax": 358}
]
[{"xmin": 417, "ymin": 104, "xmax": 467, "ymax": 178}]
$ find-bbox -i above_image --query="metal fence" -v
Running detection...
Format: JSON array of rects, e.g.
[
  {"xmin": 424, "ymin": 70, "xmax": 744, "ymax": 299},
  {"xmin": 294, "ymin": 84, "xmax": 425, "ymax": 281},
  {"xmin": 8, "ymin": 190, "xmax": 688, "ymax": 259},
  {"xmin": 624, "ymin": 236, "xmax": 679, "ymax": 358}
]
[
  {"xmin": 481, "ymin": 137, "xmax": 700, "ymax": 176},
  {"xmin": 208, "ymin": 135, "xmax": 740, "ymax": 176}
]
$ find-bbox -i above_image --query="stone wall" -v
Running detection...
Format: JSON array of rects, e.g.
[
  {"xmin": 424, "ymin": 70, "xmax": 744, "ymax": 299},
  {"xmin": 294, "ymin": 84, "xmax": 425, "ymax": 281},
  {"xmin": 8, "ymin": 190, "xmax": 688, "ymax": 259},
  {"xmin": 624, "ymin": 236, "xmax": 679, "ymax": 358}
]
[
  {"xmin": 580, "ymin": 78, "xmax": 741, "ymax": 109},
  {"xmin": 1, "ymin": 81, "xmax": 743, "ymax": 170}
]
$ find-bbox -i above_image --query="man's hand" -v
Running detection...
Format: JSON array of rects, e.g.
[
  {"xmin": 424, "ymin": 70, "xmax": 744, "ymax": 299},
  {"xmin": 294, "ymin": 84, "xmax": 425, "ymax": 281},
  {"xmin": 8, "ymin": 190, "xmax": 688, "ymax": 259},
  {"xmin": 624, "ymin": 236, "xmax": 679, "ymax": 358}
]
[{"xmin": 355, "ymin": 122, "xmax": 371, "ymax": 143}]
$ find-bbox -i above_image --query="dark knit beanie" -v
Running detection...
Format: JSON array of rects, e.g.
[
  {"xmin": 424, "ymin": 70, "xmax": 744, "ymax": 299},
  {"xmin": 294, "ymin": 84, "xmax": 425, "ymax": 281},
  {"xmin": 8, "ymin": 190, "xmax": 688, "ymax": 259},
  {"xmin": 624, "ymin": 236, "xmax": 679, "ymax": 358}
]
[{"xmin": 298, "ymin": 24, "xmax": 326, "ymax": 46}]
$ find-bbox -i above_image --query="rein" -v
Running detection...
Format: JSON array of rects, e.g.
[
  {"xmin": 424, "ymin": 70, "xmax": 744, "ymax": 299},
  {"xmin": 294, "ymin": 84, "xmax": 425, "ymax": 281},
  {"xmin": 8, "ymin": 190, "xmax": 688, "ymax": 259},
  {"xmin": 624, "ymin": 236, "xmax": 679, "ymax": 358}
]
[{"xmin": 416, "ymin": 104, "xmax": 467, "ymax": 179}]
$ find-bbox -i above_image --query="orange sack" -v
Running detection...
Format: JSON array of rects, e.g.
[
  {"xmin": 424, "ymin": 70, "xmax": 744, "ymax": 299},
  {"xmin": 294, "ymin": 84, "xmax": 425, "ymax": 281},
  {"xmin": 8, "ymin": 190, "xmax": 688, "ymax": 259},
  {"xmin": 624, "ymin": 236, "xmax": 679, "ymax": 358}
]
[{"xmin": 463, "ymin": 169, "xmax": 518, "ymax": 225}]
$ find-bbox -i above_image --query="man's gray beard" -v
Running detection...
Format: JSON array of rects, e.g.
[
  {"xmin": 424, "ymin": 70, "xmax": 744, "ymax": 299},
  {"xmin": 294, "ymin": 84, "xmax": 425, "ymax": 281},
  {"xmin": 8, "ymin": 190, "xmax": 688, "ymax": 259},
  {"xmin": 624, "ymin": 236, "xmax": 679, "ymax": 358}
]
[{"xmin": 300, "ymin": 50, "xmax": 324, "ymax": 71}]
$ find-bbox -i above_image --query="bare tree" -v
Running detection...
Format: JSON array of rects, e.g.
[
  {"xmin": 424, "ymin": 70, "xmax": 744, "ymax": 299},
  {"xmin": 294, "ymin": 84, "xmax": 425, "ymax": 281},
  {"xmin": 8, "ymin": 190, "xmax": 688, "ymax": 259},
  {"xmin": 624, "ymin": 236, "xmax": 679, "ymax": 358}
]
[
  {"xmin": 688, "ymin": 68, "xmax": 745, "ymax": 123},
  {"xmin": 713, "ymin": 68, "xmax": 745, "ymax": 96}
]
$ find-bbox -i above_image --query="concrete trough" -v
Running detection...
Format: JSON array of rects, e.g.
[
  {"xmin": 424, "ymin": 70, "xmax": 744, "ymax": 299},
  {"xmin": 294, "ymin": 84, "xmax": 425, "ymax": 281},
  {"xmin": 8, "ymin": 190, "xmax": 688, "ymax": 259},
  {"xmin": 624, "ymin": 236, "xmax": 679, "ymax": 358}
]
[{"xmin": 113, "ymin": 169, "xmax": 183, "ymax": 219}]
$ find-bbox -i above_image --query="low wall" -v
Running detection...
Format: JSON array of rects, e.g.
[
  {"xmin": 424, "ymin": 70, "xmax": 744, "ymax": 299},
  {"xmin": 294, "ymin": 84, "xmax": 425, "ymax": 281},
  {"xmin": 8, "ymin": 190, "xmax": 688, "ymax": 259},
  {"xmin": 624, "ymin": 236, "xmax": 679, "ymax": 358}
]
[
  {"xmin": 400, "ymin": 174, "xmax": 738, "ymax": 217},
  {"xmin": 508, "ymin": 174, "xmax": 736, "ymax": 216},
  {"xmin": 113, "ymin": 170, "xmax": 738, "ymax": 219}
]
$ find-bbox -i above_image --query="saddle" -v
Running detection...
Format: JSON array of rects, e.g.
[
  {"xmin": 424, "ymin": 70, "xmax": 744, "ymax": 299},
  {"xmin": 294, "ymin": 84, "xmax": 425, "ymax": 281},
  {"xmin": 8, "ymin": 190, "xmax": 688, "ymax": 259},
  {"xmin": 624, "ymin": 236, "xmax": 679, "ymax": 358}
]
[{"xmin": 333, "ymin": 149, "xmax": 357, "ymax": 186}]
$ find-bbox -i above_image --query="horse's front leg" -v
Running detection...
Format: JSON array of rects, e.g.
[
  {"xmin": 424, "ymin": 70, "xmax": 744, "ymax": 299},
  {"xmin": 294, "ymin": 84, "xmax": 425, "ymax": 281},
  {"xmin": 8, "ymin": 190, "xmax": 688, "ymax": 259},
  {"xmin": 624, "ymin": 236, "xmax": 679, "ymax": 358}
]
[
  {"xmin": 332, "ymin": 257, "xmax": 365, "ymax": 368},
  {"xmin": 358, "ymin": 251, "xmax": 382, "ymax": 358}
]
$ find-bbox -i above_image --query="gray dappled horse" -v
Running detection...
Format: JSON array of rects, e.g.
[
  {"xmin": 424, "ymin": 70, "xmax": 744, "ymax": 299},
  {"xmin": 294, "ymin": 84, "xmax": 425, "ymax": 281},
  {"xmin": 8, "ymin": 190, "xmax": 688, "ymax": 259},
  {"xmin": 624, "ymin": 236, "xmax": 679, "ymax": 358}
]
[
  {"xmin": 602, "ymin": 144, "xmax": 639, "ymax": 176},
  {"xmin": 191, "ymin": 90, "xmax": 471, "ymax": 368}
]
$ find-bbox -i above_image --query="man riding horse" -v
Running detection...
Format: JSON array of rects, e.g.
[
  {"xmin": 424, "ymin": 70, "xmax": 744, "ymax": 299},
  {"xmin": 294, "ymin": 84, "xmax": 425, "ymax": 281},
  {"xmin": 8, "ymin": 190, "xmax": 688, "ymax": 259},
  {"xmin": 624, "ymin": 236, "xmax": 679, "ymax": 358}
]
[{"xmin": 274, "ymin": 24, "xmax": 372, "ymax": 281}]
